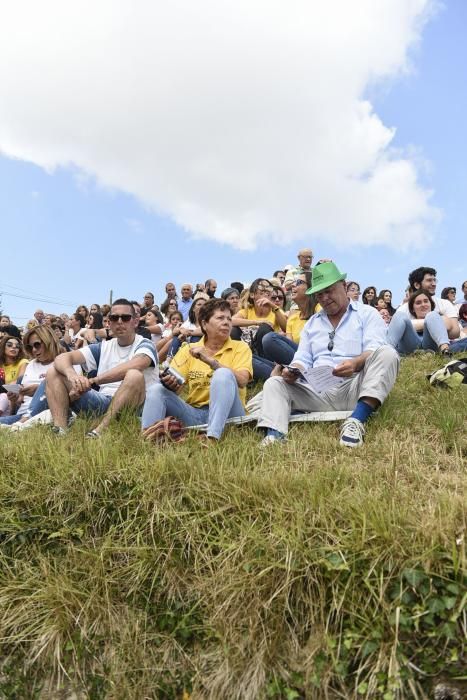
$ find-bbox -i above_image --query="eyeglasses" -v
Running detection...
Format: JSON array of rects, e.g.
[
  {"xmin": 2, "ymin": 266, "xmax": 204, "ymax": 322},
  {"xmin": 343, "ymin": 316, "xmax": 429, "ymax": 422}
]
[
  {"xmin": 108, "ymin": 314, "xmax": 133, "ymax": 323},
  {"xmin": 328, "ymin": 330, "xmax": 335, "ymax": 352},
  {"xmin": 5, "ymin": 341, "xmax": 21, "ymax": 349},
  {"xmin": 26, "ymin": 341, "xmax": 43, "ymax": 352},
  {"xmin": 256, "ymin": 286, "xmax": 272, "ymax": 294},
  {"xmin": 293, "ymin": 280, "xmax": 307, "ymax": 287},
  {"xmin": 168, "ymin": 301, "xmax": 177, "ymax": 305},
  {"xmin": 271, "ymin": 295, "xmax": 282, "ymax": 302}
]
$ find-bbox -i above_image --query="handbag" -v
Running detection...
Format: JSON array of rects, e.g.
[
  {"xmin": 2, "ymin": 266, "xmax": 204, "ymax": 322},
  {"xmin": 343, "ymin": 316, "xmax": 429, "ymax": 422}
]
[{"xmin": 142, "ymin": 416, "xmax": 186, "ymax": 443}]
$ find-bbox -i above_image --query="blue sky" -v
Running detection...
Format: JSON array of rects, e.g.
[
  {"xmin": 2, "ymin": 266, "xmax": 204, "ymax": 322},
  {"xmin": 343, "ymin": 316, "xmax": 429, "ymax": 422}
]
[{"xmin": 0, "ymin": 1, "xmax": 465, "ymax": 325}]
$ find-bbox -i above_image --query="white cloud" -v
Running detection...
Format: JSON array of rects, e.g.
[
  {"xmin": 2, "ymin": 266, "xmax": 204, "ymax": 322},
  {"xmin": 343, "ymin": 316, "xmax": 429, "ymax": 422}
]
[{"xmin": 0, "ymin": 0, "xmax": 440, "ymax": 250}]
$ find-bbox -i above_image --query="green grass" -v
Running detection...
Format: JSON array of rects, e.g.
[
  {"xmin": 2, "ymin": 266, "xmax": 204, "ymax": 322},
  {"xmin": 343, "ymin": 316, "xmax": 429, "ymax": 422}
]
[{"xmin": 0, "ymin": 356, "xmax": 465, "ymax": 699}]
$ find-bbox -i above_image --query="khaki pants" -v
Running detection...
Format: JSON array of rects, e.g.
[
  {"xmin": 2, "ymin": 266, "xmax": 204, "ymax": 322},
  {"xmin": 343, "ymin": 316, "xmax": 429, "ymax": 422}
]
[{"xmin": 257, "ymin": 345, "xmax": 400, "ymax": 435}]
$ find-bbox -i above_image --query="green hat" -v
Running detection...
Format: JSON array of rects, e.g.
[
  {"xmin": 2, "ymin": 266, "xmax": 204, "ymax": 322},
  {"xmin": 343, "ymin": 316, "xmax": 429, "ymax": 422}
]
[{"xmin": 306, "ymin": 262, "xmax": 347, "ymax": 295}]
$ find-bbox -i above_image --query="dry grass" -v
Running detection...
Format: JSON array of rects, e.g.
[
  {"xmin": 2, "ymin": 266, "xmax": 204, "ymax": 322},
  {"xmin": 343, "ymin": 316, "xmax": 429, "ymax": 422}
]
[{"xmin": 0, "ymin": 356, "xmax": 465, "ymax": 699}]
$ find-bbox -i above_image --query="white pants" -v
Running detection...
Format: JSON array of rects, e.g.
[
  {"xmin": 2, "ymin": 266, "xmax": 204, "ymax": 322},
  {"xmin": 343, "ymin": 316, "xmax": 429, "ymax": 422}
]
[{"xmin": 257, "ymin": 346, "xmax": 400, "ymax": 435}]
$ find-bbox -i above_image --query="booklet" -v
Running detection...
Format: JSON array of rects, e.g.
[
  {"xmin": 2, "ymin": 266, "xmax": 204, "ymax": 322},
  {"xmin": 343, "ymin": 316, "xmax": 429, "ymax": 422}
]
[
  {"xmin": 2, "ymin": 383, "xmax": 21, "ymax": 394},
  {"xmin": 284, "ymin": 365, "xmax": 345, "ymax": 394}
]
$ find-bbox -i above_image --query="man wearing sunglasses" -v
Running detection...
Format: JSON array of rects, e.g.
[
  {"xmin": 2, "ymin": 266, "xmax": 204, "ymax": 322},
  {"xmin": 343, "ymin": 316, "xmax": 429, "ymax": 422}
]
[
  {"xmin": 46, "ymin": 298, "xmax": 158, "ymax": 437},
  {"xmin": 257, "ymin": 262, "xmax": 399, "ymax": 448}
]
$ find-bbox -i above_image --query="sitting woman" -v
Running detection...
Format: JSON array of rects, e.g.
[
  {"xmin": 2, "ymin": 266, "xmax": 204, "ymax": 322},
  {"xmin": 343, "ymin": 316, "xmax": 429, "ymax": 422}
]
[
  {"xmin": 144, "ymin": 307, "xmax": 165, "ymax": 346},
  {"xmin": 362, "ymin": 286, "xmax": 377, "ymax": 307},
  {"xmin": 221, "ymin": 287, "xmax": 241, "ymax": 315},
  {"xmin": 63, "ymin": 313, "xmax": 86, "ymax": 350},
  {"xmin": 156, "ymin": 310, "xmax": 184, "ymax": 363},
  {"xmin": 387, "ymin": 290, "xmax": 451, "ymax": 355},
  {"xmin": 377, "ymin": 289, "xmax": 397, "ymax": 316},
  {"xmin": 0, "ymin": 336, "xmax": 29, "ymax": 417},
  {"xmin": 346, "ymin": 281, "xmax": 361, "ymax": 302},
  {"xmin": 82, "ymin": 312, "xmax": 104, "ymax": 345},
  {"xmin": 160, "ymin": 298, "xmax": 178, "ymax": 321},
  {"xmin": 170, "ymin": 295, "xmax": 208, "ymax": 357},
  {"xmin": 142, "ymin": 299, "xmax": 252, "ymax": 442},
  {"xmin": 232, "ymin": 278, "xmax": 287, "ymax": 380},
  {"xmin": 262, "ymin": 272, "xmax": 316, "ymax": 366},
  {"xmin": 0, "ymin": 335, "xmax": 28, "ymax": 384},
  {"xmin": 0, "ymin": 326, "xmax": 64, "ymax": 425}
]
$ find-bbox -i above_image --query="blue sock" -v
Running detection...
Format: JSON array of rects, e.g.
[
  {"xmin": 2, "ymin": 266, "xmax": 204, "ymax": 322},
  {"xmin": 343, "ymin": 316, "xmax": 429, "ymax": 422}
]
[
  {"xmin": 351, "ymin": 400, "xmax": 375, "ymax": 424},
  {"xmin": 267, "ymin": 428, "xmax": 286, "ymax": 440}
]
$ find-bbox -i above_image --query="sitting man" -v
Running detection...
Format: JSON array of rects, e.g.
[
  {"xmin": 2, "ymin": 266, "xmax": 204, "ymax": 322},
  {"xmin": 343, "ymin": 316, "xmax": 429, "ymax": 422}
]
[
  {"xmin": 257, "ymin": 262, "xmax": 399, "ymax": 448},
  {"xmin": 46, "ymin": 298, "xmax": 158, "ymax": 437}
]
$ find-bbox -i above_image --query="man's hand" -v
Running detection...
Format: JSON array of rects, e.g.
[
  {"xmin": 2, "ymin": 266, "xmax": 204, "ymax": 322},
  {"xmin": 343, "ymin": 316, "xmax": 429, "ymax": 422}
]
[
  {"xmin": 332, "ymin": 359, "xmax": 359, "ymax": 378},
  {"xmin": 66, "ymin": 372, "xmax": 92, "ymax": 395},
  {"xmin": 282, "ymin": 366, "xmax": 301, "ymax": 384}
]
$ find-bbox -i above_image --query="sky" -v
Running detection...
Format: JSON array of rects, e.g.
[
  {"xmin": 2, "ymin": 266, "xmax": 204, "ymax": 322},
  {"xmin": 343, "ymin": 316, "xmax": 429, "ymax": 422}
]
[{"xmin": 0, "ymin": 0, "xmax": 465, "ymax": 325}]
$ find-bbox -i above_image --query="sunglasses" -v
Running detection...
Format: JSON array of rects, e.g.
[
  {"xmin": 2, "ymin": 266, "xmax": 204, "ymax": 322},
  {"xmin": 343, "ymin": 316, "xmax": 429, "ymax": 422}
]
[
  {"xmin": 26, "ymin": 341, "xmax": 43, "ymax": 352},
  {"xmin": 257, "ymin": 286, "xmax": 272, "ymax": 294},
  {"xmin": 271, "ymin": 295, "xmax": 282, "ymax": 301},
  {"xmin": 328, "ymin": 330, "xmax": 336, "ymax": 352},
  {"xmin": 6, "ymin": 341, "xmax": 21, "ymax": 349},
  {"xmin": 108, "ymin": 314, "xmax": 133, "ymax": 323},
  {"xmin": 293, "ymin": 280, "xmax": 307, "ymax": 287}
]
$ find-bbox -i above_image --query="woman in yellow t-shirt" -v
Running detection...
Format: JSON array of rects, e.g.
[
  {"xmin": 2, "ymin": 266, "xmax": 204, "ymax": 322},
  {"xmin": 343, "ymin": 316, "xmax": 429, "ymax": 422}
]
[
  {"xmin": 262, "ymin": 271, "xmax": 318, "ymax": 366},
  {"xmin": 0, "ymin": 335, "xmax": 28, "ymax": 384},
  {"xmin": 142, "ymin": 299, "xmax": 253, "ymax": 442},
  {"xmin": 231, "ymin": 278, "xmax": 287, "ymax": 381}
]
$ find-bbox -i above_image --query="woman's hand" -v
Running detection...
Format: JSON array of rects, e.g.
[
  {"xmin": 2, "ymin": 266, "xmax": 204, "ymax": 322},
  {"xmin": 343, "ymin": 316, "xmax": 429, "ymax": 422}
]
[
  {"xmin": 189, "ymin": 346, "xmax": 213, "ymax": 366},
  {"xmin": 256, "ymin": 297, "xmax": 274, "ymax": 312}
]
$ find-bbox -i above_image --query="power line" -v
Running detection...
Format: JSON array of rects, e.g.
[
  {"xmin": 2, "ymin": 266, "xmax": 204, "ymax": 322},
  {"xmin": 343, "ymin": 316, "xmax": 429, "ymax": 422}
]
[
  {"xmin": 0, "ymin": 290, "xmax": 77, "ymax": 307},
  {"xmin": 0, "ymin": 281, "xmax": 78, "ymax": 306}
]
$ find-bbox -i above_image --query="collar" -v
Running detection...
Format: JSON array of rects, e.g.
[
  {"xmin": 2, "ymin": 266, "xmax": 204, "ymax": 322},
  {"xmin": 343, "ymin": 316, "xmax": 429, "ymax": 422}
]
[{"xmin": 198, "ymin": 336, "xmax": 235, "ymax": 356}]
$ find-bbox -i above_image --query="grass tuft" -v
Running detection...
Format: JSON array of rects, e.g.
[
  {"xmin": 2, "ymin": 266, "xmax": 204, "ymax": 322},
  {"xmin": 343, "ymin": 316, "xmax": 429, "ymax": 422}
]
[{"xmin": 0, "ymin": 356, "xmax": 465, "ymax": 698}]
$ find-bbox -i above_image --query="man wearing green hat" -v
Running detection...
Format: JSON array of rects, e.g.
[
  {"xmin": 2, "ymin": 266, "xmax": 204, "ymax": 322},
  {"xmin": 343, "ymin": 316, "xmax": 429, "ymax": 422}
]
[{"xmin": 257, "ymin": 262, "xmax": 399, "ymax": 447}]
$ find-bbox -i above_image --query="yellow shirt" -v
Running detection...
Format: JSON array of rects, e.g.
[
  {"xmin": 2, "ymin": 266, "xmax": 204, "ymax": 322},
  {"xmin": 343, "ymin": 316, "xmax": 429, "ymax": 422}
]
[
  {"xmin": 2, "ymin": 359, "xmax": 29, "ymax": 384},
  {"xmin": 236, "ymin": 306, "xmax": 281, "ymax": 332},
  {"xmin": 170, "ymin": 337, "xmax": 253, "ymax": 407},
  {"xmin": 286, "ymin": 313, "xmax": 307, "ymax": 344}
]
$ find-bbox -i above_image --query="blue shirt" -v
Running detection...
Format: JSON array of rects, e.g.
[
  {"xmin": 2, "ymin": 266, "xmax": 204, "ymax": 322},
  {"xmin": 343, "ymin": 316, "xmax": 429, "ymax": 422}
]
[
  {"xmin": 178, "ymin": 298, "xmax": 193, "ymax": 321},
  {"xmin": 293, "ymin": 300, "xmax": 387, "ymax": 371}
]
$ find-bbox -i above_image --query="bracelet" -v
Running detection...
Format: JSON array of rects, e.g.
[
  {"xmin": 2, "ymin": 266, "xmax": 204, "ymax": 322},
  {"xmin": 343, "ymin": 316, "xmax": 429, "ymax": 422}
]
[
  {"xmin": 272, "ymin": 306, "xmax": 280, "ymax": 312},
  {"xmin": 211, "ymin": 360, "xmax": 221, "ymax": 371}
]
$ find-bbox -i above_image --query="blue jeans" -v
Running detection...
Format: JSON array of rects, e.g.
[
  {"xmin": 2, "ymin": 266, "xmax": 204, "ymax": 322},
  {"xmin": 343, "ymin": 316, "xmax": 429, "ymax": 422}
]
[
  {"xmin": 449, "ymin": 337, "xmax": 467, "ymax": 353},
  {"xmin": 387, "ymin": 311, "xmax": 448, "ymax": 354},
  {"xmin": 252, "ymin": 355, "xmax": 274, "ymax": 381},
  {"xmin": 141, "ymin": 368, "xmax": 245, "ymax": 439},
  {"xmin": 262, "ymin": 333, "xmax": 298, "ymax": 365},
  {"xmin": 0, "ymin": 380, "xmax": 49, "ymax": 425}
]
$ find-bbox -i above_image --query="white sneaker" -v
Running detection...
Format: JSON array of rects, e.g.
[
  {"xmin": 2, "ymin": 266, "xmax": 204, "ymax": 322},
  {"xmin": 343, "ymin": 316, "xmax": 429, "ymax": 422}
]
[
  {"xmin": 259, "ymin": 434, "xmax": 286, "ymax": 448},
  {"xmin": 339, "ymin": 417, "xmax": 365, "ymax": 448}
]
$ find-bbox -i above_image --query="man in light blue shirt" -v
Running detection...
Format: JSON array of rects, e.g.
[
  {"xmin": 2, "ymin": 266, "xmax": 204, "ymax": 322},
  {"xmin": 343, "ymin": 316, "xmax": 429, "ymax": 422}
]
[
  {"xmin": 258, "ymin": 262, "xmax": 399, "ymax": 448},
  {"xmin": 178, "ymin": 283, "xmax": 194, "ymax": 321}
]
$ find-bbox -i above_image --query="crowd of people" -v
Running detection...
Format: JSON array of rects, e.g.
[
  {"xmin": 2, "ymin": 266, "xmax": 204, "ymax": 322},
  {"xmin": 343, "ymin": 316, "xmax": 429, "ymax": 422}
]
[{"xmin": 1, "ymin": 250, "xmax": 466, "ymax": 448}]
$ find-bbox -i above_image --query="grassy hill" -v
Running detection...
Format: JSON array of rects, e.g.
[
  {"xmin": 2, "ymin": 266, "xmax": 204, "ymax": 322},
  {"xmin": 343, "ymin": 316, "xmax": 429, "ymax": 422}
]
[{"xmin": 0, "ymin": 356, "xmax": 465, "ymax": 699}]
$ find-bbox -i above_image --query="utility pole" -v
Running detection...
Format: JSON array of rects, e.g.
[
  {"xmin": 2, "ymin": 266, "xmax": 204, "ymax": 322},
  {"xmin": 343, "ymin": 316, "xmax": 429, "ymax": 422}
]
[{"xmin": 109, "ymin": 289, "xmax": 113, "ymax": 306}]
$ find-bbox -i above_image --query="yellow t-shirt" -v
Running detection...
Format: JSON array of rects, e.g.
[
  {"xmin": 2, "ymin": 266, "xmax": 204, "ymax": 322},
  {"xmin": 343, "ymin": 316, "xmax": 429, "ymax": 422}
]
[
  {"xmin": 236, "ymin": 306, "xmax": 281, "ymax": 332},
  {"xmin": 2, "ymin": 359, "xmax": 29, "ymax": 384},
  {"xmin": 286, "ymin": 313, "xmax": 307, "ymax": 344},
  {"xmin": 170, "ymin": 338, "xmax": 253, "ymax": 407}
]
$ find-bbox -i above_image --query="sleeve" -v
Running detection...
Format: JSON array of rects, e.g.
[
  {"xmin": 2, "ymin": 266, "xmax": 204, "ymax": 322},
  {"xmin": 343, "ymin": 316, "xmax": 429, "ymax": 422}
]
[
  {"xmin": 232, "ymin": 341, "xmax": 253, "ymax": 379},
  {"xmin": 79, "ymin": 344, "xmax": 98, "ymax": 373},
  {"xmin": 134, "ymin": 339, "xmax": 158, "ymax": 367},
  {"xmin": 290, "ymin": 320, "xmax": 314, "ymax": 370},
  {"xmin": 361, "ymin": 308, "xmax": 388, "ymax": 351},
  {"xmin": 169, "ymin": 343, "xmax": 191, "ymax": 380}
]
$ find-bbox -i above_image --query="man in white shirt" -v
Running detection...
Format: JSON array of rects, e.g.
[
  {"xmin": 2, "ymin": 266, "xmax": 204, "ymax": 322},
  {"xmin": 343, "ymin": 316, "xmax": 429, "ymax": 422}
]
[
  {"xmin": 46, "ymin": 298, "xmax": 158, "ymax": 437},
  {"xmin": 257, "ymin": 262, "xmax": 399, "ymax": 448},
  {"xmin": 395, "ymin": 267, "xmax": 459, "ymax": 339}
]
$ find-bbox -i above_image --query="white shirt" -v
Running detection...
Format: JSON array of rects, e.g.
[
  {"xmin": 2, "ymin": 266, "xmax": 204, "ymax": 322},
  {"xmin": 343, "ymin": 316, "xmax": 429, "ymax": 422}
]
[
  {"xmin": 293, "ymin": 301, "xmax": 387, "ymax": 370},
  {"xmin": 396, "ymin": 297, "xmax": 458, "ymax": 319},
  {"xmin": 80, "ymin": 335, "xmax": 158, "ymax": 397}
]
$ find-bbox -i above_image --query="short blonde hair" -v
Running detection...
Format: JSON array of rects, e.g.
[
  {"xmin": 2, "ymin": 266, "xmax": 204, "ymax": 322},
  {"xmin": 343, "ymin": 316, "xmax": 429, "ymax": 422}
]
[{"xmin": 23, "ymin": 325, "xmax": 64, "ymax": 362}]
